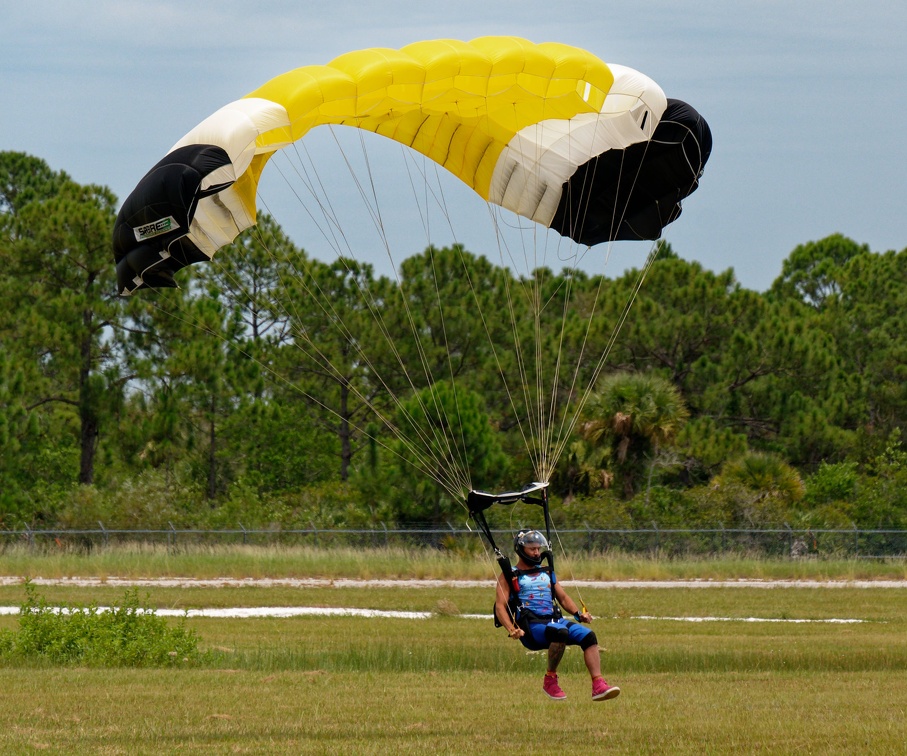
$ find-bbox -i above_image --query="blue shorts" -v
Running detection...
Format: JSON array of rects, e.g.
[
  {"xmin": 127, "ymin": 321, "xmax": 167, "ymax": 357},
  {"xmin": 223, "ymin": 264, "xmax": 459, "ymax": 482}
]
[{"xmin": 519, "ymin": 618, "xmax": 596, "ymax": 652}]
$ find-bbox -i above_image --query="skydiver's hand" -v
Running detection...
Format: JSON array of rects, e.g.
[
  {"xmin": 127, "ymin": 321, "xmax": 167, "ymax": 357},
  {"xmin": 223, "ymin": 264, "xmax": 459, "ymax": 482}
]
[
  {"xmin": 508, "ymin": 626, "xmax": 524, "ymax": 639},
  {"xmin": 575, "ymin": 611, "xmax": 593, "ymax": 623}
]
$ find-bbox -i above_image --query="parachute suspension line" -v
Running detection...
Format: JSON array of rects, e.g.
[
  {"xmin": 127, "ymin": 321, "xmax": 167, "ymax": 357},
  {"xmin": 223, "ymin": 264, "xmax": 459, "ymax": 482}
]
[
  {"xmin": 475, "ymin": 104, "xmax": 556, "ymax": 482},
  {"xmin": 534, "ymin": 118, "xmax": 593, "ymax": 484},
  {"xmin": 274, "ymin": 142, "xmax": 354, "ymax": 261},
  {"xmin": 425, "ymin": 243, "xmax": 478, "ymax": 493},
  {"xmin": 210, "ymin": 221, "xmax": 471, "ymax": 501},
  {"xmin": 391, "ymin": 138, "xmax": 557, "ymax": 495},
  {"xmin": 552, "ymin": 238, "xmax": 664, "ymax": 469},
  {"xmin": 419, "ymin": 203, "xmax": 544, "ymax": 486},
  {"xmin": 377, "ymin": 177, "xmax": 478, "ymax": 499},
  {"xmin": 273, "ymin": 132, "xmax": 478, "ymax": 498},
  {"xmin": 509, "ymin": 104, "xmax": 555, "ymax": 483},
  {"xmin": 547, "ymin": 254, "xmax": 609, "ymax": 463},
  {"xmin": 319, "ymin": 133, "xmax": 469, "ymax": 487},
  {"xmin": 246, "ymin": 149, "xmax": 474, "ymax": 498},
  {"xmin": 480, "ymin": 210, "xmax": 595, "ymax": 484},
  {"xmin": 481, "ymin": 111, "xmax": 604, "ymax": 486},
  {"xmin": 353, "ymin": 145, "xmax": 475, "ymax": 498},
  {"xmin": 361, "ymin": 126, "xmax": 583, "ymax": 500},
  {"xmin": 532, "ymin": 240, "xmax": 550, "ymax": 481},
  {"xmin": 544, "ymin": 117, "xmax": 609, "ymax": 464},
  {"xmin": 325, "ymin": 126, "xmax": 388, "ymax": 255},
  {"xmin": 483, "ymin": 208, "xmax": 546, "ymax": 479},
  {"xmin": 428, "ymin": 159, "xmax": 549, "ymax": 482},
  {"xmin": 540, "ymin": 115, "xmax": 659, "ymax": 478},
  {"xmin": 543, "ymin": 259, "xmax": 581, "ymax": 483},
  {"xmin": 142, "ymin": 287, "xmax": 466, "ymax": 502},
  {"xmin": 170, "ymin": 189, "xmax": 459, "ymax": 499},
  {"xmin": 404, "ymin": 156, "xmax": 483, "ymax": 495},
  {"xmin": 400, "ymin": 146, "xmax": 436, "ymax": 246}
]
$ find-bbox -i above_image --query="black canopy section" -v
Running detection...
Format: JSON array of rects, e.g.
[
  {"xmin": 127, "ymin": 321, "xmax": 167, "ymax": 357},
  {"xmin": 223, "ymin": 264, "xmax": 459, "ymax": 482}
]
[
  {"xmin": 112, "ymin": 144, "xmax": 234, "ymax": 295},
  {"xmin": 549, "ymin": 98, "xmax": 712, "ymax": 246}
]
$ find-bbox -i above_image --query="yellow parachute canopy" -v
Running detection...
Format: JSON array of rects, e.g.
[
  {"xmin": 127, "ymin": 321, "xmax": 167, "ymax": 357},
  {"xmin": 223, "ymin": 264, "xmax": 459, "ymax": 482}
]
[{"xmin": 114, "ymin": 37, "xmax": 709, "ymax": 294}]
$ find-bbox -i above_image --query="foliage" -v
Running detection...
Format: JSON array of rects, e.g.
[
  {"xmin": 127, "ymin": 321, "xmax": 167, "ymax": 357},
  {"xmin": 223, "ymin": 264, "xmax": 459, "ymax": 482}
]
[
  {"xmin": 849, "ymin": 432, "xmax": 907, "ymax": 528},
  {"xmin": 674, "ymin": 416, "xmax": 749, "ymax": 483},
  {"xmin": 0, "ymin": 582, "xmax": 202, "ymax": 667},
  {"xmin": 803, "ymin": 461, "xmax": 859, "ymax": 507},
  {"xmin": 708, "ymin": 452, "xmax": 805, "ymax": 527},
  {"xmin": 389, "ymin": 380, "xmax": 508, "ymax": 525},
  {"xmin": 1, "ymin": 149, "xmax": 906, "ymax": 531},
  {"xmin": 581, "ymin": 371, "xmax": 689, "ymax": 498}
]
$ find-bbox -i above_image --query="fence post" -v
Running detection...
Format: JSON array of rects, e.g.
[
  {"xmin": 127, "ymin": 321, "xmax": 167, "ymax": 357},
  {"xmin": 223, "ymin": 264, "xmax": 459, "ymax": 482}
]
[
  {"xmin": 652, "ymin": 521, "xmax": 659, "ymax": 552},
  {"xmin": 382, "ymin": 521, "xmax": 389, "ymax": 548},
  {"xmin": 239, "ymin": 522, "xmax": 247, "ymax": 546},
  {"xmin": 784, "ymin": 523, "xmax": 792, "ymax": 559},
  {"xmin": 98, "ymin": 521, "xmax": 109, "ymax": 548},
  {"xmin": 168, "ymin": 521, "xmax": 176, "ymax": 550},
  {"xmin": 310, "ymin": 521, "xmax": 318, "ymax": 547},
  {"xmin": 25, "ymin": 524, "xmax": 34, "ymax": 551},
  {"xmin": 853, "ymin": 522, "xmax": 859, "ymax": 556}
]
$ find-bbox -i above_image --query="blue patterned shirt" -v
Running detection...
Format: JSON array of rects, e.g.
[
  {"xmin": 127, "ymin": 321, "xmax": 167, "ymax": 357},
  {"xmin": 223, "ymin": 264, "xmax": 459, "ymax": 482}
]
[{"xmin": 516, "ymin": 570, "xmax": 556, "ymax": 617}]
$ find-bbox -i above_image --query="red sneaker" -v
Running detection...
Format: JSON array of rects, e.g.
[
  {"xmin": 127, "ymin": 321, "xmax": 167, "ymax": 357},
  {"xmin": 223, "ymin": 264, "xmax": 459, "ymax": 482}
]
[
  {"xmin": 591, "ymin": 677, "xmax": 620, "ymax": 701},
  {"xmin": 542, "ymin": 673, "xmax": 566, "ymax": 700}
]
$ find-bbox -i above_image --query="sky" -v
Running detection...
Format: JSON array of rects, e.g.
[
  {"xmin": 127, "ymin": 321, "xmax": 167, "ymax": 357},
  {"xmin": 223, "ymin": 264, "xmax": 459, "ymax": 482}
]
[{"xmin": 1, "ymin": 0, "xmax": 904, "ymax": 292}]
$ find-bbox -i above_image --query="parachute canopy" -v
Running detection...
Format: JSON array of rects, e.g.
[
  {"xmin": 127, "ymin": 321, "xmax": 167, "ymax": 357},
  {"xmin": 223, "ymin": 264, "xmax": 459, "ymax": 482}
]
[{"xmin": 113, "ymin": 36, "xmax": 711, "ymax": 295}]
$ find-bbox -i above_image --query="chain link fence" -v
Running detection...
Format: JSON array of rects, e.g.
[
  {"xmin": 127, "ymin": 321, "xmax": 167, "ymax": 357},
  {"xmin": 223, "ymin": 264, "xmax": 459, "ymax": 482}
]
[{"xmin": 3, "ymin": 524, "xmax": 907, "ymax": 558}]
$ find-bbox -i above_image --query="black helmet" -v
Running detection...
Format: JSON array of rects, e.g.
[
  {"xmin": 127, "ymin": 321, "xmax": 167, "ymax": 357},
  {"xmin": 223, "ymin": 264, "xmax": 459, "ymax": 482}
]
[{"xmin": 514, "ymin": 530, "xmax": 549, "ymax": 566}]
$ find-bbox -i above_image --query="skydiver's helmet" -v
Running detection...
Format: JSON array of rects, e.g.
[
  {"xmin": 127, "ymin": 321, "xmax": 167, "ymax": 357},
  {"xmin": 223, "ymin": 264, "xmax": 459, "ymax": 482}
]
[{"xmin": 514, "ymin": 530, "xmax": 549, "ymax": 566}]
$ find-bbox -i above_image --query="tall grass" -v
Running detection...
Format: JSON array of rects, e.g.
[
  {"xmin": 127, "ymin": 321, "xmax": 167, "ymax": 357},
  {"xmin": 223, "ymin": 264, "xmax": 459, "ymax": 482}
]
[
  {"xmin": 2, "ymin": 542, "xmax": 906, "ymax": 580},
  {"xmin": 5, "ymin": 581, "xmax": 905, "ymax": 675}
]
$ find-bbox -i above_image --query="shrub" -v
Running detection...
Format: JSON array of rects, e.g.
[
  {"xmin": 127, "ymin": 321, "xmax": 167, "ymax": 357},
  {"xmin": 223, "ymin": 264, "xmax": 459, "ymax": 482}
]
[
  {"xmin": 803, "ymin": 461, "xmax": 859, "ymax": 507},
  {"xmin": 0, "ymin": 582, "xmax": 203, "ymax": 667}
]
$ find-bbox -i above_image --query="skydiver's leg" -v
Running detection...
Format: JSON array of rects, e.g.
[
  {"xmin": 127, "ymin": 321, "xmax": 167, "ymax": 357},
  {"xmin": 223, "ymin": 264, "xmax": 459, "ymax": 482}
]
[
  {"xmin": 547, "ymin": 642, "xmax": 565, "ymax": 673},
  {"xmin": 562, "ymin": 621, "xmax": 603, "ymax": 680},
  {"xmin": 543, "ymin": 642, "xmax": 568, "ymax": 699},
  {"xmin": 583, "ymin": 644, "xmax": 602, "ymax": 679}
]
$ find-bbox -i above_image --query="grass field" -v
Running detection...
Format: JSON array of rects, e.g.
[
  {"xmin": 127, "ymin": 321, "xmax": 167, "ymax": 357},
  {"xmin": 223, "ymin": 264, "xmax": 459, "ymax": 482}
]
[{"xmin": 1, "ymin": 546, "xmax": 906, "ymax": 753}]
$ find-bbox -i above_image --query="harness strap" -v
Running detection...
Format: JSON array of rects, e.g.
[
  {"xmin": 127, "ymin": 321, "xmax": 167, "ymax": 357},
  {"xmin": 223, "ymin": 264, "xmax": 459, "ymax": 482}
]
[{"xmin": 466, "ymin": 483, "xmax": 560, "ymax": 632}]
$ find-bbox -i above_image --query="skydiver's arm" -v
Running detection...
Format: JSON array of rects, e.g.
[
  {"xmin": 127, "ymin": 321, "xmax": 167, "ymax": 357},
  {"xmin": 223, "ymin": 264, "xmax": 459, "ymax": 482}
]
[
  {"xmin": 553, "ymin": 581, "xmax": 592, "ymax": 622},
  {"xmin": 495, "ymin": 573, "xmax": 523, "ymax": 639}
]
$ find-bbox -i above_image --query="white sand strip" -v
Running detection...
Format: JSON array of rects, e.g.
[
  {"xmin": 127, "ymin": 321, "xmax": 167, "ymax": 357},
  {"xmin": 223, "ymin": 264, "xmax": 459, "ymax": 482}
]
[{"xmin": 0, "ymin": 605, "xmax": 868, "ymax": 622}]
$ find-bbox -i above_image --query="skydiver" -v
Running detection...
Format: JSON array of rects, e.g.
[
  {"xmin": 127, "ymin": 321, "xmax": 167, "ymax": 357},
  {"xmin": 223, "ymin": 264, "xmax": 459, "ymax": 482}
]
[{"xmin": 494, "ymin": 529, "xmax": 620, "ymax": 702}]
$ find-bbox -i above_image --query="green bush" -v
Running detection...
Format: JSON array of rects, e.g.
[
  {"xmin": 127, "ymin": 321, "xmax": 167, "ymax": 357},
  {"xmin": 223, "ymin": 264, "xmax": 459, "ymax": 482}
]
[
  {"xmin": 803, "ymin": 461, "xmax": 859, "ymax": 507},
  {"xmin": 0, "ymin": 582, "xmax": 203, "ymax": 667}
]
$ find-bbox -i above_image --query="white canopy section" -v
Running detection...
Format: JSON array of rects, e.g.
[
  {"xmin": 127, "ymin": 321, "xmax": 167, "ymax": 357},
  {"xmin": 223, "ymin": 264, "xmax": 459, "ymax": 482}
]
[
  {"xmin": 488, "ymin": 65, "xmax": 667, "ymax": 226},
  {"xmin": 169, "ymin": 98, "xmax": 290, "ymax": 257}
]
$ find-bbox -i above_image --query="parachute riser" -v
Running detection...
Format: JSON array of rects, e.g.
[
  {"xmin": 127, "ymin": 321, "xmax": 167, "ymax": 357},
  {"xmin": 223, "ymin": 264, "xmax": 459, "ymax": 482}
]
[{"xmin": 466, "ymin": 481, "xmax": 552, "ymax": 555}]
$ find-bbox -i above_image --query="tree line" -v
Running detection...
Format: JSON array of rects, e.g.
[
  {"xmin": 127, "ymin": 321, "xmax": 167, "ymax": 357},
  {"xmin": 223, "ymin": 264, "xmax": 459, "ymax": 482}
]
[{"xmin": 1, "ymin": 151, "xmax": 905, "ymax": 536}]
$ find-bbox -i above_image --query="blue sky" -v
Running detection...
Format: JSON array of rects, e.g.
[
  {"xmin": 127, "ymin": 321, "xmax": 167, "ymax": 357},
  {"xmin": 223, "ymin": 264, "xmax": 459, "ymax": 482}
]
[{"xmin": 1, "ymin": 1, "xmax": 904, "ymax": 292}]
